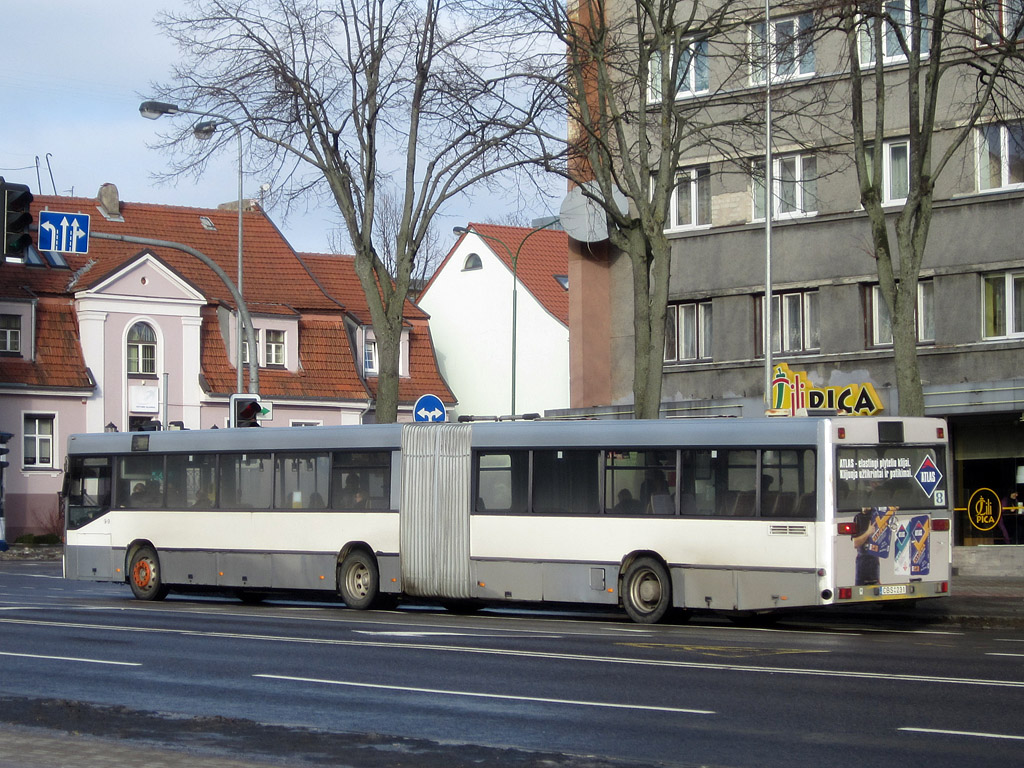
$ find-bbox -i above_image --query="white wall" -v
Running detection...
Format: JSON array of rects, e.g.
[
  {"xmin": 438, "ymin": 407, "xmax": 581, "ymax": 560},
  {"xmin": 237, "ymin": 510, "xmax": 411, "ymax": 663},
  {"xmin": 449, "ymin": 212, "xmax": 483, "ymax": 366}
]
[{"xmin": 420, "ymin": 235, "xmax": 568, "ymax": 418}]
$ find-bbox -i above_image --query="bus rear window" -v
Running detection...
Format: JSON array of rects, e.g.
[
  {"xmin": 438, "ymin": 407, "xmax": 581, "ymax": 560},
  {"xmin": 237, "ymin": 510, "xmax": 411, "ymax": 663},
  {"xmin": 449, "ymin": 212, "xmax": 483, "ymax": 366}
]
[{"xmin": 836, "ymin": 446, "xmax": 947, "ymax": 513}]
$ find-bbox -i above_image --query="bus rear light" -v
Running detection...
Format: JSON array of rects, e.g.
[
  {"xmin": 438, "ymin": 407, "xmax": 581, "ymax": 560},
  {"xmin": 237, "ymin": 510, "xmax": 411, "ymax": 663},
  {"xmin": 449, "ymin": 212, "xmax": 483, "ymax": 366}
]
[
  {"xmin": 938, "ymin": 581, "xmax": 948, "ymax": 593},
  {"xmin": 837, "ymin": 522, "xmax": 857, "ymax": 535},
  {"xmin": 937, "ymin": 427, "xmax": 945, "ymax": 439},
  {"xmin": 837, "ymin": 427, "xmax": 846, "ymax": 439},
  {"xmin": 838, "ymin": 587, "xmax": 852, "ymax": 600},
  {"xmin": 931, "ymin": 518, "xmax": 950, "ymax": 532}
]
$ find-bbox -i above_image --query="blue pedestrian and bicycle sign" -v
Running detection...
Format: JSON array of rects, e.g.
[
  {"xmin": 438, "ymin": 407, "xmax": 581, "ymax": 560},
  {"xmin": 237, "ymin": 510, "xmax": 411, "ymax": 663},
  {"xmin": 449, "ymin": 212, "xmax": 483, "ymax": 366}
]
[
  {"xmin": 37, "ymin": 211, "xmax": 90, "ymax": 254},
  {"xmin": 414, "ymin": 393, "xmax": 446, "ymax": 422}
]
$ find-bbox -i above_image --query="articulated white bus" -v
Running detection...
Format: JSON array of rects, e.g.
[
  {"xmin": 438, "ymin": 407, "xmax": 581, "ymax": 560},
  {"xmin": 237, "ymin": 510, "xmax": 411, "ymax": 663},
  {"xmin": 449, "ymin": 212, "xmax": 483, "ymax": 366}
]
[{"xmin": 63, "ymin": 416, "xmax": 951, "ymax": 622}]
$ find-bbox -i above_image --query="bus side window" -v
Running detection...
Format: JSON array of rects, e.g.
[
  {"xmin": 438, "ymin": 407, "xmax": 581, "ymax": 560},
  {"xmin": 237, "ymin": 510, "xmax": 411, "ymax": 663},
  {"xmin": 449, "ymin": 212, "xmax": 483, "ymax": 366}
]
[
  {"xmin": 119, "ymin": 455, "xmax": 165, "ymax": 509},
  {"xmin": 331, "ymin": 451, "xmax": 392, "ymax": 510},
  {"xmin": 532, "ymin": 450, "xmax": 600, "ymax": 515}
]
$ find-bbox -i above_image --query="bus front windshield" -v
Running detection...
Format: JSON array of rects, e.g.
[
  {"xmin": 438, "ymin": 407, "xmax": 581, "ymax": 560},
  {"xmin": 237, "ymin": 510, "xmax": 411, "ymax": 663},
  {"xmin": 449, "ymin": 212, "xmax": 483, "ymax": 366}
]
[{"xmin": 836, "ymin": 445, "xmax": 947, "ymax": 514}]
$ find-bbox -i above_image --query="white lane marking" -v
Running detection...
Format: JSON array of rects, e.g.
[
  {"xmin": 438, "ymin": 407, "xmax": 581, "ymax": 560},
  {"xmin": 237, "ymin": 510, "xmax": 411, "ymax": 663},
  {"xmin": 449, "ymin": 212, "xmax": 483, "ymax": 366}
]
[
  {"xmin": 4, "ymin": 573, "xmax": 64, "ymax": 580},
  {"xmin": 352, "ymin": 630, "xmax": 560, "ymax": 638},
  {"xmin": 986, "ymin": 652, "xmax": 1024, "ymax": 658},
  {"xmin": 0, "ymin": 616, "xmax": 1019, "ymax": 689},
  {"xmin": 254, "ymin": 673, "xmax": 715, "ymax": 715},
  {"xmin": 899, "ymin": 727, "xmax": 1024, "ymax": 742},
  {"xmin": 0, "ymin": 650, "xmax": 140, "ymax": 667}
]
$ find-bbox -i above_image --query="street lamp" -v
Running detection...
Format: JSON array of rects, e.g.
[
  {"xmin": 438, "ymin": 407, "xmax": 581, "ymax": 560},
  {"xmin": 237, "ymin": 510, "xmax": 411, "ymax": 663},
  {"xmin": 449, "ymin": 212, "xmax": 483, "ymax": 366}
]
[
  {"xmin": 139, "ymin": 100, "xmax": 253, "ymax": 395},
  {"xmin": 453, "ymin": 222, "xmax": 554, "ymax": 415}
]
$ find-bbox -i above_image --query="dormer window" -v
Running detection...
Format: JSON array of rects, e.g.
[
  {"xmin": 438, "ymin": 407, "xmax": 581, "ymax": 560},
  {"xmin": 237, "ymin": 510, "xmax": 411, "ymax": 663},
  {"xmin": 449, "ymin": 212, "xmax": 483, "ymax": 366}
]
[
  {"xmin": 463, "ymin": 253, "xmax": 483, "ymax": 271},
  {"xmin": 364, "ymin": 338, "xmax": 379, "ymax": 375},
  {"xmin": 1, "ymin": 314, "xmax": 21, "ymax": 353}
]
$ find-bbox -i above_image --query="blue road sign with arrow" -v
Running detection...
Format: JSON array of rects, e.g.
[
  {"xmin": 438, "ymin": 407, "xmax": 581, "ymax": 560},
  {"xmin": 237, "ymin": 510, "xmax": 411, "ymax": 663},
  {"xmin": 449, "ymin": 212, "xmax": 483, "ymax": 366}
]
[
  {"xmin": 414, "ymin": 393, "xmax": 446, "ymax": 422},
  {"xmin": 37, "ymin": 211, "xmax": 90, "ymax": 254}
]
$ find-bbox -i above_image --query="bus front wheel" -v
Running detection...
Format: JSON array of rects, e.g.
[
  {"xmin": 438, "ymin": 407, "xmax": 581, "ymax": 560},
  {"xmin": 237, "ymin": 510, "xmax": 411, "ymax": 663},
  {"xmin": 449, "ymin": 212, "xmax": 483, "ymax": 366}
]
[
  {"xmin": 338, "ymin": 550, "xmax": 379, "ymax": 610},
  {"xmin": 128, "ymin": 546, "xmax": 169, "ymax": 601},
  {"xmin": 622, "ymin": 557, "xmax": 671, "ymax": 624}
]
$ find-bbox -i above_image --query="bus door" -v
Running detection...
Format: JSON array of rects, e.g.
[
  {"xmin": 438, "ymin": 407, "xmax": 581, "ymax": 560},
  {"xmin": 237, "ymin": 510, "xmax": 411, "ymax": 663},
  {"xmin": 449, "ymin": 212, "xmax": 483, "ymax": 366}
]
[{"xmin": 399, "ymin": 423, "xmax": 474, "ymax": 599}]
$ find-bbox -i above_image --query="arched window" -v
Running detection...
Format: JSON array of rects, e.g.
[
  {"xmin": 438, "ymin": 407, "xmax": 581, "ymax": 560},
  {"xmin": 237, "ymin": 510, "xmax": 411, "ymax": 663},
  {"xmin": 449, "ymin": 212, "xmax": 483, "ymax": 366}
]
[
  {"xmin": 127, "ymin": 322, "xmax": 157, "ymax": 374},
  {"xmin": 463, "ymin": 253, "xmax": 483, "ymax": 271}
]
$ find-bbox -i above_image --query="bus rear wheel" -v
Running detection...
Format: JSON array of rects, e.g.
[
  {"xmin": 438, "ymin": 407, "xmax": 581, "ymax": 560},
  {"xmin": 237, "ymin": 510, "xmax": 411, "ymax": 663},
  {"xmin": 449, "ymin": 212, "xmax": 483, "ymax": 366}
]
[
  {"xmin": 622, "ymin": 557, "xmax": 671, "ymax": 624},
  {"xmin": 338, "ymin": 550, "xmax": 379, "ymax": 610},
  {"xmin": 128, "ymin": 546, "xmax": 169, "ymax": 601}
]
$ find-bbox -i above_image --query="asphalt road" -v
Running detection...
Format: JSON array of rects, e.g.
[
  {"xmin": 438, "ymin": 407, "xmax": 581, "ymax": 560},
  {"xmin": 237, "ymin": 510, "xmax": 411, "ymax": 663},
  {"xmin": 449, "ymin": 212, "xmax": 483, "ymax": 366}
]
[{"xmin": 1, "ymin": 560, "xmax": 1023, "ymax": 767}]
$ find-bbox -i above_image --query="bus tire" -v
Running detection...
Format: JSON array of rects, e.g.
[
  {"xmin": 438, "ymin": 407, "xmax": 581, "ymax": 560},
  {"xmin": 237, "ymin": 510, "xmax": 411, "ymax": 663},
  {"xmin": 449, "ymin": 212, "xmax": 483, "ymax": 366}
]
[
  {"xmin": 621, "ymin": 557, "xmax": 671, "ymax": 624},
  {"xmin": 338, "ymin": 550, "xmax": 379, "ymax": 610},
  {"xmin": 128, "ymin": 546, "xmax": 169, "ymax": 601}
]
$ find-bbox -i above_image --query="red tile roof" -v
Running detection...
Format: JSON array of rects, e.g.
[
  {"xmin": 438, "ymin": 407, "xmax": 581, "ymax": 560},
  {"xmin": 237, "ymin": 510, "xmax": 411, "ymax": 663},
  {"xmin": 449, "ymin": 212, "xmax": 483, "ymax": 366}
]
[
  {"xmin": 0, "ymin": 298, "xmax": 91, "ymax": 390},
  {"xmin": 0, "ymin": 190, "xmax": 449, "ymax": 405},
  {"xmin": 300, "ymin": 253, "xmax": 454, "ymax": 405},
  {"xmin": 428, "ymin": 224, "xmax": 569, "ymax": 325}
]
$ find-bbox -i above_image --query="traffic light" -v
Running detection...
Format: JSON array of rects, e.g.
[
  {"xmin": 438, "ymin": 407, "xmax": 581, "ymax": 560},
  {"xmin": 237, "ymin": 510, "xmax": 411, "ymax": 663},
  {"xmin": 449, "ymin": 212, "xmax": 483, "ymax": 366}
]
[
  {"xmin": 0, "ymin": 431, "xmax": 11, "ymax": 552},
  {"xmin": 0, "ymin": 430, "xmax": 10, "ymax": 471},
  {"xmin": 230, "ymin": 394, "xmax": 262, "ymax": 428},
  {"xmin": 1, "ymin": 178, "xmax": 33, "ymax": 256}
]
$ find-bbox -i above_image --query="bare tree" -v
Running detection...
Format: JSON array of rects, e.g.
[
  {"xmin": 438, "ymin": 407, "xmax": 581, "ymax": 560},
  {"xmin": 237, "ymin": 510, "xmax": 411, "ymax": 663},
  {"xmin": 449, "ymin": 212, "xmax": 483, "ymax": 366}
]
[
  {"xmin": 828, "ymin": 0, "xmax": 1024, "ymax": 415},
  {"xmin": 522, "ymin": 0, "xmax": 780, "ymax": 418},
  {"xmin": 150, "ymin": 0, "xmax": 556, "ymax": 421}
]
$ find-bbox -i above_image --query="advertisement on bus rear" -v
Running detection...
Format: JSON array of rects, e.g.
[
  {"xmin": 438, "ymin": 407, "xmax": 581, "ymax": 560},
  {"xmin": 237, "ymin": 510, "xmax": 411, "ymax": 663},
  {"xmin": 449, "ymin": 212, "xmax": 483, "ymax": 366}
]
[{"xmin": 834, "ymin": 445, "xmax": 948, "ymax": 591}]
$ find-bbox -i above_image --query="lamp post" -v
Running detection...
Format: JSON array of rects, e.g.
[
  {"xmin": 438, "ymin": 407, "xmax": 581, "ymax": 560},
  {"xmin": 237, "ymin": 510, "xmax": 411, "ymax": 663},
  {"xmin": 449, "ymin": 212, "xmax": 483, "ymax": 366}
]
[
  {"xmin": 139, "ymin": 100, "xmax": 253, "ymax": 395},
  {"xmin": 453, "ymin": 223, "xmax": 554, "ymax": 415}
]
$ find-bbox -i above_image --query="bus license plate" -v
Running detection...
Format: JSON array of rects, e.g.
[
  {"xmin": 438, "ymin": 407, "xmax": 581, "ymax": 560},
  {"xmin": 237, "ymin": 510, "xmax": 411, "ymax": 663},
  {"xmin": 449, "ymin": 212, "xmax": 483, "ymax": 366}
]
[{"xmin": 880, "ymin": 585, "xmax": 907, "ymax": 596}]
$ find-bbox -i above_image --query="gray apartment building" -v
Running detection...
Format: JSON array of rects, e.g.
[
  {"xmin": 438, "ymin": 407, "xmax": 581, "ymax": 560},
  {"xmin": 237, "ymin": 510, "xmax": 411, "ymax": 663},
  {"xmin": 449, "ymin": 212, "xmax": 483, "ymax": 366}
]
[{"xmin": 565, "ymin": 1, "xmax": 1024, "ymax": 554}]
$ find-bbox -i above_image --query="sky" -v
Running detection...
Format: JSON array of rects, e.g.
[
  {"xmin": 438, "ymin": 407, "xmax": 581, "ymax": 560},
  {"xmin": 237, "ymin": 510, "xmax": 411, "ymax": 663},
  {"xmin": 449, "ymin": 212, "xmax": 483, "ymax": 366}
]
[{"xmin": 0, "ymin": 1, "xmax": 558, "ymax": 255}]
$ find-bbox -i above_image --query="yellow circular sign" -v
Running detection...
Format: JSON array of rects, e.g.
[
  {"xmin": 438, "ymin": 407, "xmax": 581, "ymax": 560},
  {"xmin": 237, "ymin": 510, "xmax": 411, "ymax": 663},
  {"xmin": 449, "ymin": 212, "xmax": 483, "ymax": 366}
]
[{"xmin": 967, "ymin": 488, "xmax": 1002, "ymax": 532}]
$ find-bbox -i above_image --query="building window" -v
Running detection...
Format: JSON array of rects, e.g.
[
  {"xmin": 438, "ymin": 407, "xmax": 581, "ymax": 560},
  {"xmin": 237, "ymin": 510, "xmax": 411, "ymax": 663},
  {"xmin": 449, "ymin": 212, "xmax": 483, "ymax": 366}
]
[
  {"xmin": 665, "ymin": 301, "xmax": 712, "ymax": 362},
  {"xmin": 1, "ymin": 314, "xmax": 21, "ymax": 353},
  {"xmin": 753, "ymin": 154, "xmax": 818, "ymax": 219},
  {"xmin": 23, "ymin": 414, "xmax": 54, "ymax": 468},
  {"xmin": 126, "ymin": 322, "xmax": 156, "ymax": 374},
  {"xmin": 364, "ymin": 337, "xmax": 378, "ymax": 375},
  {"xmin": 650, "ymin": 40, "xmax": 709, "ymax": 101},
  {"xmin": 463, "ymin": 253, "xmax": 482, "ymax": 271},
  {"xmin": 760, "ymin": 290, "xmax": 820, "ymax": 354},
  {"xmin": 978, "ymin": 0, "xmax": 1024, "ymax": 43},
  {"xmin": 668, "ymin": 167, "xmax": 711, "ymax": 229},
  {"xmin": 265, "ymin": 330, "xmax": 285, "ymax": 366},
  {"xmin": 866, "ymin": 140, "xmax": 910, "ymax": 204},
  {"xmin": 984, "ymin": 271, "xmax": 1024, "ymax": 338},
  {"xmin": 978, "ymin": 122, "xmax": 1024, "ymax": 191},
  {"xmin": 871, "ymin": 281, "xmax": 935, "ymax": 346},
  {"xmin": 859, "ymin": 0, "xmax": 931, "ymax": 65},
  {"xmin": 750, "ymin": 14, "xmax": 815, "ymax": 84}
]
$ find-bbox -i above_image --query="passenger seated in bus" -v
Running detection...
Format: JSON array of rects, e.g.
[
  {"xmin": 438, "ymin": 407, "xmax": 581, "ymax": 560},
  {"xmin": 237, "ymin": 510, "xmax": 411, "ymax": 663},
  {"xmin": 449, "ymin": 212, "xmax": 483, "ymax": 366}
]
[
  {"xmin": 642, "ymin": 470, "xmax": 672, "ymax": 514},
  {"xmin": 341, "ymin": 475, "xmax": 362, "ymax": 507},
  {"xmin": 613, "ymin": 488, "xmax": 643, "ymax": 514},
  {"xmin": 130, "ymin": 482, "xmax": 156, "ymax": 508},
  {"xmin": 308, "ymin": 492, "xmax": 326, "ymax": 509},
  {"xmin": 193, "ymin": 488, "xmax": 213, "ymax": 508}
]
